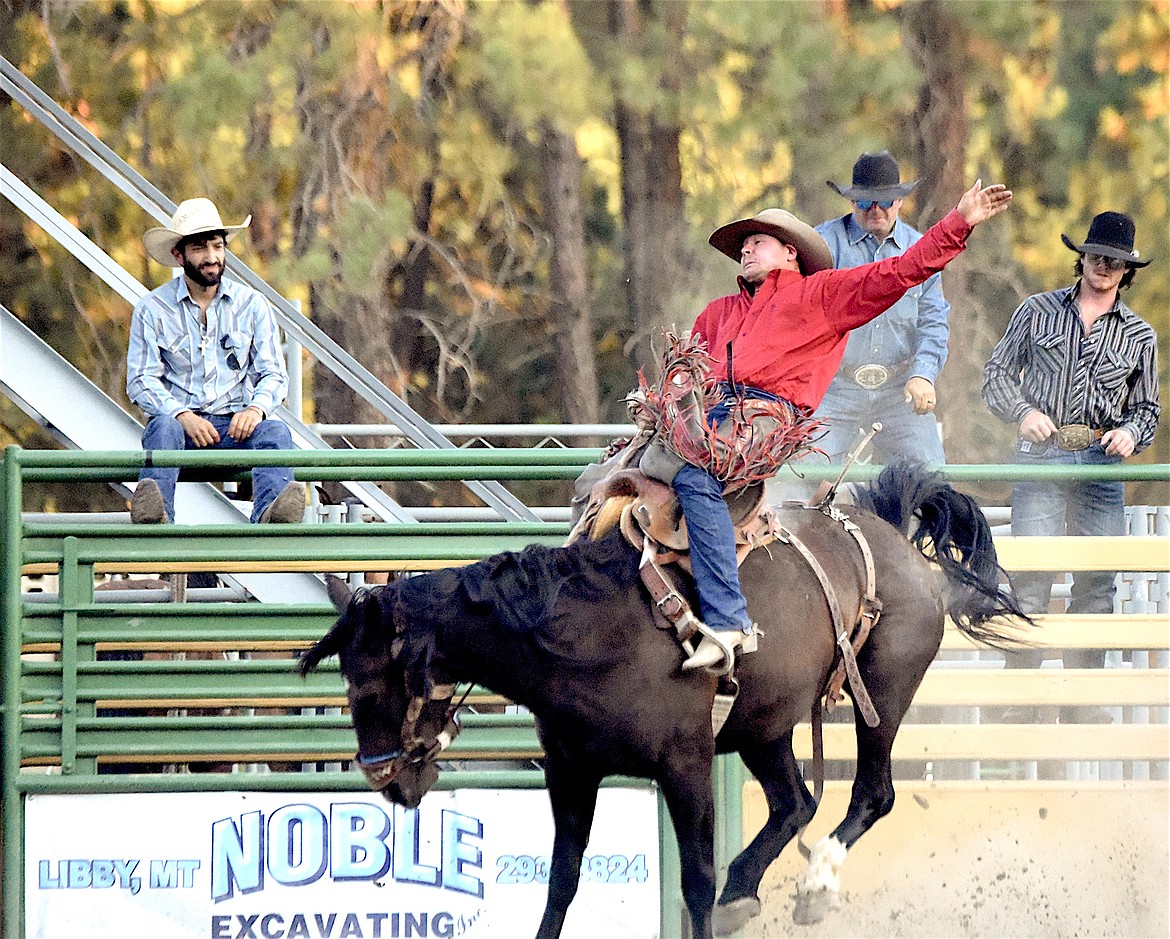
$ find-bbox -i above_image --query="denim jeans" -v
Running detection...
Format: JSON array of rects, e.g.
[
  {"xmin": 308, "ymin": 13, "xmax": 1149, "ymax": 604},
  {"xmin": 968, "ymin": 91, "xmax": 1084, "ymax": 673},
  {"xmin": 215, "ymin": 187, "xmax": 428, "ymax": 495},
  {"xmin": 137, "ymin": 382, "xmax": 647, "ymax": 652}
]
[
  {"xmin": 815, "ymin": 380, "xmax": 946, "ymax": 466},
  {"xmin": 669, "ymin": 390, "xmax": 776, "ymax": 634},
  {"xmin": 139, "ymin": 413, "xmax": 295, "ymax": 523},
  {"xmin": 1006, "ymin": 438, "xmax": 1124, "ymax": 669}
]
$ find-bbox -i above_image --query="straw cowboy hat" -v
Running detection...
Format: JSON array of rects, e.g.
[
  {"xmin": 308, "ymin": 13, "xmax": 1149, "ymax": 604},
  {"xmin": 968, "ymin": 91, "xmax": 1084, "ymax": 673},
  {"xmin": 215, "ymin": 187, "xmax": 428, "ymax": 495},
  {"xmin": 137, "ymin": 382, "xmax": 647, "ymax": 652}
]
[
  {"xmin": 143, "ymin": 198, "xmax": 251, "ymax": 266},
  {"xmin": 1061, "ymin": 211, "xmax": 1150, "ymax": 267},
  {"xmin": 708, "ymin": 208, "xmax": 834, "ymax": 275},
  {"xmin": 827, "ymin": 150, "xmax": 920, "ymax": 202}
]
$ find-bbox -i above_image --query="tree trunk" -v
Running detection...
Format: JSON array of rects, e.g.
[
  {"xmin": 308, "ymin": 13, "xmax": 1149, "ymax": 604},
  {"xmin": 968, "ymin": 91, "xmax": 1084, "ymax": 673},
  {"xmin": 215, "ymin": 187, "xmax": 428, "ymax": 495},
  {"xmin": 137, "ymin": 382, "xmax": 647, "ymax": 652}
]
[
  {"xmin": 610, "ymin": 0, "xmax": 690, "ymax": 377},
  {"xmin": 903, "ymin": 0, "xmax": 996, "ymax": 465},
  {"xmin": 539, "ymin": 119, "xmax": 600, "ymax": 423}
]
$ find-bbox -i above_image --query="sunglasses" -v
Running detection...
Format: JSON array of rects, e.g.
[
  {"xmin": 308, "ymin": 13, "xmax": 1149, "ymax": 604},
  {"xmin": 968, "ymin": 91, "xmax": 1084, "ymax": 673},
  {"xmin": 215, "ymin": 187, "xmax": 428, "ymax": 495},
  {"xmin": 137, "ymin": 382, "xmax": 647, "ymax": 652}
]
[
  {"xmin": 1085, "ymin": 253, "xmax": 1129, "ymax": 271},
  {"xmin": 854, "ymin": 199, "xmax": 895, "ymax": 211},
  {"xmin": 221, "ymin": 335, "xmax": 242, "ymax": 371}
]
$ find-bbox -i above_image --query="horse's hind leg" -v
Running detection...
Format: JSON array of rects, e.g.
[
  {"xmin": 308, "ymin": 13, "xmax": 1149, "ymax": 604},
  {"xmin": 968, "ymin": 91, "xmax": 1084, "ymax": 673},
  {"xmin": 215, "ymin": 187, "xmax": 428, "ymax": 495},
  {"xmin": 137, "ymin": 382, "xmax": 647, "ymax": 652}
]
[
  {"xmin": 536, "ymin": 750, "xmax": 602, "ymax": 939},
  {"xmin": 713, "ymin": 732, "xmax": 815, "ymax": 937},
  {"xmin": 793, "ymin": 714, "xmax": 896, "ymax": 925},
  {"xmin": 794, "ymin": 604, "xmax": 939, "ymax": 925}
]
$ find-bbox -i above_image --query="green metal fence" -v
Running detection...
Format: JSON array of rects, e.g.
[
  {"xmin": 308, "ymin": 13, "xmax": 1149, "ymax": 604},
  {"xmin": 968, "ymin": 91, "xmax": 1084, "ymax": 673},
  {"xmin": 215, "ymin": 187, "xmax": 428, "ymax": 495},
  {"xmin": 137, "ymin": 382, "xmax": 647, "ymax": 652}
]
[
  {"xmin": 3, "ymin": 445, "xmax": 1167, "ymax": 939},
  {"xmin": 4, "ymin": 445, "xmax": 717, "ymax": 939}
]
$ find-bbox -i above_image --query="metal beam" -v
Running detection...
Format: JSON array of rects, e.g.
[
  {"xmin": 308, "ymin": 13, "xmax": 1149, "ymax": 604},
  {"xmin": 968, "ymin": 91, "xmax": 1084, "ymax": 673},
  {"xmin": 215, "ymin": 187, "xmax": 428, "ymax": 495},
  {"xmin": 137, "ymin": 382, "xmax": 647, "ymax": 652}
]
[
  {"xmin": 0, "ymin": 55, "xmax": 539, "ymax": 521},
  {"xmin": 0, "ymin": 304, "xmax": 326, "ymax": 602}
]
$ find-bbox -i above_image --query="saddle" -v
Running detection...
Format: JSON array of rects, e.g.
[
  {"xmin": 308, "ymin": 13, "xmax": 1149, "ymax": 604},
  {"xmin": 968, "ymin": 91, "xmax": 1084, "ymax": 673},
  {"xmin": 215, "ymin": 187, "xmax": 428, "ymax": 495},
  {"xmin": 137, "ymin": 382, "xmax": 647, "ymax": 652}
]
[
  {"xmin": 567, "ymin": 461, "xmax": 882, "ymax": 730},
  {"xmin": 581, "ymin": 468, "xmax": 778, "ymax": 562}
]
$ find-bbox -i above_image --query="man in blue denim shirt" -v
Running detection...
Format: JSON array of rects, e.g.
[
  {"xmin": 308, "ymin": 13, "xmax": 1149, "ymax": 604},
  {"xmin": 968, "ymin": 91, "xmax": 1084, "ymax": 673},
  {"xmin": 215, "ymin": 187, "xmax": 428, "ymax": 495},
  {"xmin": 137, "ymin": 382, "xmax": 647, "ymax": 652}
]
[
  {"xmin": 127, "ymin": 198, "xmax": 305, "ymax": 525},
  {"xmin": 983, "ymin": 212, "xmax": 1160, "ymax": 723},
  {"xmin": 814, "ymin": 151, "xmax": 949, "ymax": 466}
]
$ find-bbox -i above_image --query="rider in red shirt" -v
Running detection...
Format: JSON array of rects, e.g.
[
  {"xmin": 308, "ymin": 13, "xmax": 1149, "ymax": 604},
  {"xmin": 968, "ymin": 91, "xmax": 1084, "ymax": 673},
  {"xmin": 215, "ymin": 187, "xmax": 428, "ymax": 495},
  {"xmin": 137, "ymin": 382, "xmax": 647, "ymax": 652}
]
[{"xmin": 680, "ymin": 180, "xmax": 1012, "ymax": 673}]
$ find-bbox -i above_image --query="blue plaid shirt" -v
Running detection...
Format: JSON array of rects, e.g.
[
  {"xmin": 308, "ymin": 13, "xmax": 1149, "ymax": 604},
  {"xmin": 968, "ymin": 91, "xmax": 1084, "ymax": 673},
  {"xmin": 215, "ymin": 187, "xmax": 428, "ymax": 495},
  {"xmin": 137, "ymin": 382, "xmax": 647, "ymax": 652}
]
[
  {"xmin": 815, "ymin": 213, "xmax": 950, "ymax": 383},
  {"xmin": 127, "ymin": 274, "xmax": 288, "ymax": 420}
]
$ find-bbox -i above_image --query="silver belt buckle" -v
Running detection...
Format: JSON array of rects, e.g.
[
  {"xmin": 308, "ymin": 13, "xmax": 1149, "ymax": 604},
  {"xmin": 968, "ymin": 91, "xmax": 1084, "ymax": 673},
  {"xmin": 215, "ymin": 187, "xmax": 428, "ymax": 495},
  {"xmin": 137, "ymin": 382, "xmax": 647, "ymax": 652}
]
[
  {"xmin": 1055, "ymin": 424, "xmax": 1092, "ymax": 451},
  {"xmin": 853, "ymin": 364, "xmax": 890, "ymax": 390}
]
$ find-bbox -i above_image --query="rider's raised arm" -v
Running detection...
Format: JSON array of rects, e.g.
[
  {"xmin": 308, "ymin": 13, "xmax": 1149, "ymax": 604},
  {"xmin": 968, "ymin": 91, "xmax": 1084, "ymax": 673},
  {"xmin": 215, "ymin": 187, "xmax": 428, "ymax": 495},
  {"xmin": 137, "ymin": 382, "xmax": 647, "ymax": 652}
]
[{"xmin": 813, "ymin": 181, "xmax": 1012, "ymax": 335}]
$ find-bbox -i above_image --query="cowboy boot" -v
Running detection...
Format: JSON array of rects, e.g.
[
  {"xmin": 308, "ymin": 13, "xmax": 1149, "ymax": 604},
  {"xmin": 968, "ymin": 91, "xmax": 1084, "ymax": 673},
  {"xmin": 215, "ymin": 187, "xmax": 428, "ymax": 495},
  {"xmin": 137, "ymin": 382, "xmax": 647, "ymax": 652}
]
[
  {"xmin": 130, "ymin": 478, "xmax": 169, "ymax": 524},
  {"xmin": 259, "ymin": 482, "xmax": 307, "ymax": 523},
  {"xmin": 682, "ymin": 623, "xmax": 758, "ymax": 675}
]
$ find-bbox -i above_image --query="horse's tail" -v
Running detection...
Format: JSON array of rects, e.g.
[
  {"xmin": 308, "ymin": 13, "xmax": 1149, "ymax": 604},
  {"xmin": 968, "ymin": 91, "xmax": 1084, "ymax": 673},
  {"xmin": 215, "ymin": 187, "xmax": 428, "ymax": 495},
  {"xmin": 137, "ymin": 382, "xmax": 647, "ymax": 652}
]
[{"xmin": 853, "ymin": 460, "xmax": 1031, "ymax": 646}]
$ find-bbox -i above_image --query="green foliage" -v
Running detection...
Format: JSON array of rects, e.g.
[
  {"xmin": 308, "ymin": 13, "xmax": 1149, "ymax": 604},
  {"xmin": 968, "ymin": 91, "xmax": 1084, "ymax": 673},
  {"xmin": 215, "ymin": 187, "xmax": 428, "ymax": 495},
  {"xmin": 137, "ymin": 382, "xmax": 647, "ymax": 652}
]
[
  {"xmin": 1, "ymin": 0, "xmax": 1166, "ymax": 474},
  {"xmin": 336, "ymin": 190, "xmax": 415, "ymax": 293},
  {"xmin": 464, "ymin": 1, "xmax": 601, "ymax": 131}
]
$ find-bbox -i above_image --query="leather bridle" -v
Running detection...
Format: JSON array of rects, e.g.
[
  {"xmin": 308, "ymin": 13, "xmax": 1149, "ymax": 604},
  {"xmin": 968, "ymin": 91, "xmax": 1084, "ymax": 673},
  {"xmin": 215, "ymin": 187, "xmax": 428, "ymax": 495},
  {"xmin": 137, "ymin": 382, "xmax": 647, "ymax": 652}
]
[{"xmin": 354, "ymin": 681, "xmax": 467, "ymax": 791}]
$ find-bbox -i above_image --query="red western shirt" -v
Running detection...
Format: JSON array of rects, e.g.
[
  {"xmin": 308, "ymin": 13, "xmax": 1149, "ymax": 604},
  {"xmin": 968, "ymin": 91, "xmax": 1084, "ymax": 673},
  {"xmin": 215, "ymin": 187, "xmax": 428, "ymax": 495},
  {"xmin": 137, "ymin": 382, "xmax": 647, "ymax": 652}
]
[{"xmin": 692, "ymin": 209, "xmax": 972, "ymax": 411}]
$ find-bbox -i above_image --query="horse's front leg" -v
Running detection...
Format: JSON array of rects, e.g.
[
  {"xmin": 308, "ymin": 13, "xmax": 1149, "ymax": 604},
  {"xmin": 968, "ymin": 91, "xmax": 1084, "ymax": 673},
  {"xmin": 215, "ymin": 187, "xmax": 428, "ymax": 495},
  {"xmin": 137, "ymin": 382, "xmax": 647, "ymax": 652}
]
[
  {"xmin": 535, "ymin": 746, "xmax": 602, "ymax": 939},
  {"xmin": 659, "ymin": 743, "xmax": 719, "ymax": 939}
]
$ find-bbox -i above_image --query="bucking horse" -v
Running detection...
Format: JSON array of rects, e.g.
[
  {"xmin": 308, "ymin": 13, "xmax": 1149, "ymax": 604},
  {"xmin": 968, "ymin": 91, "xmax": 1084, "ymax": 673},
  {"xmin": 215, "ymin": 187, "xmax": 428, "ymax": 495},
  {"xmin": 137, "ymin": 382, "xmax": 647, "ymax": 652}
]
[{"xmin": 300, "ymin": 457, "xmax": 1026, "ymax": 939}]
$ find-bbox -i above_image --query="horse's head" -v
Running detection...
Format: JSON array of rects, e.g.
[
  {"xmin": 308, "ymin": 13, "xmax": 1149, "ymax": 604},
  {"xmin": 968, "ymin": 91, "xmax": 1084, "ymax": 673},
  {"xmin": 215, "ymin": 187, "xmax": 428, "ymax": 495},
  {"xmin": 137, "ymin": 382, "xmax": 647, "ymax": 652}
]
[{"xmin": 302, "ymin": 576, "xmax": 458, "ymax": 809}]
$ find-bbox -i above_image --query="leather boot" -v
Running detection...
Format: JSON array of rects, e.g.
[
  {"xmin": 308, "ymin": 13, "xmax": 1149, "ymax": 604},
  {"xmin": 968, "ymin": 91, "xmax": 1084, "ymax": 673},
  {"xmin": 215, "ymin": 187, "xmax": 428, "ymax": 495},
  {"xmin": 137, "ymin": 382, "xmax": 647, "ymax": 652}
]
[
  {"xmin": 260, "ymin": 482, "xmax": 306, "ymax": 523},
  {"xmin": 130, "ymin": 479, "xmax": 168, "ymax": 524},
  {"xmin": 682, "ymin": 625, "xmax": 758, "ymax": 675}
]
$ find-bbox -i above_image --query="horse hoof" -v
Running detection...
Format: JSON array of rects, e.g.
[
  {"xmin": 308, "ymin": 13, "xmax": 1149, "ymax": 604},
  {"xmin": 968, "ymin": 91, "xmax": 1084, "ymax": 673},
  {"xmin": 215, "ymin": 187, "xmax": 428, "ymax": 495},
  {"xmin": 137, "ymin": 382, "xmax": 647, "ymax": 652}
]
[
  {"xmin": 792, "ymin": 886, "xmax": 836, "ymax": 925},
  {"xmin": 712, "ymin": 896, "xmax": 761, "ymax": 936}
]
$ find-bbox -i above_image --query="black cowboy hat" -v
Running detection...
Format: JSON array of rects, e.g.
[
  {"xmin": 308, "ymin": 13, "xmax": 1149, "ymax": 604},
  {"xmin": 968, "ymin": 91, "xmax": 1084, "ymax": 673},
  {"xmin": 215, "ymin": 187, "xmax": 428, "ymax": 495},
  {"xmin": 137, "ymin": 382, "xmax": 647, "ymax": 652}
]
[
  {"xmin": 827, "ymin": 151, "xmax": 920, "ymax": 202},
  {"xmin": 708, "ymin": 208, "xmax": 834, "ymax": 275},
  {"xmin": 1061, "ymin": 211, "xmax": 1150, "ymax": 267}
]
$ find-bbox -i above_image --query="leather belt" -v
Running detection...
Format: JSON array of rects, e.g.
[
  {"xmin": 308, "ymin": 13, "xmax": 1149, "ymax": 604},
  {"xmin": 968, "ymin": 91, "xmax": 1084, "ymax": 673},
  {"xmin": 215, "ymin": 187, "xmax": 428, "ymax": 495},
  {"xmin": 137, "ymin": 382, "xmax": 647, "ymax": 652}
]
[
  {"xmin": 840, "ymin": 360, "xmax": 912, "ymax": 390},
  {"xmin": 1055, "ymin": 424, "xmax": 1105, "ymax": 451}
]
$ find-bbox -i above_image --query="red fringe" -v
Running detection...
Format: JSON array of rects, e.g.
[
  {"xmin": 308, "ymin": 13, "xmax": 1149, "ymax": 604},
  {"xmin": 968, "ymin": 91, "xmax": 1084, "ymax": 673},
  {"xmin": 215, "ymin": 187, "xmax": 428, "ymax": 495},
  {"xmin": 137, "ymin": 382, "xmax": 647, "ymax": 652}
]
[{"xmin": 635, "ymin": 333, "xmax": 823, "ymax": 492}]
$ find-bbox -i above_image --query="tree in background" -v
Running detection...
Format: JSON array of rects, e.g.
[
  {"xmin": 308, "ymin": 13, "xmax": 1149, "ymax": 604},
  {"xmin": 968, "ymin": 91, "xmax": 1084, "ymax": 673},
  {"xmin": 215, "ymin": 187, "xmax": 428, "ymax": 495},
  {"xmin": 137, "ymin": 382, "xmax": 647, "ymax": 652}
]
[{"xmin": 1, "ymin": 0, "xmax": 1166, "ymax": 508}]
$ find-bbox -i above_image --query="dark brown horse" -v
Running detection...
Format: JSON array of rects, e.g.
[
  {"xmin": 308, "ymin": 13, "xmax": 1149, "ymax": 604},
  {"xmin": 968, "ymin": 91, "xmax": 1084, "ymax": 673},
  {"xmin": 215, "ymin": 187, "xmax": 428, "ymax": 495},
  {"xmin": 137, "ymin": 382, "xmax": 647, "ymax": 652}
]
[{"xmin": 300, "ymin": 462, "xmax": 1025, "ymax": 938}]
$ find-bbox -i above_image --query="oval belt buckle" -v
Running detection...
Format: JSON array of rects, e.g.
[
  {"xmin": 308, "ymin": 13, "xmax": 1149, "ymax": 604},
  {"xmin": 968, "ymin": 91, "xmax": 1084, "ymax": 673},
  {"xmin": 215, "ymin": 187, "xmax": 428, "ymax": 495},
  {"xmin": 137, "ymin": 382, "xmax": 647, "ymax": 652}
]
[
  {"xmin": 1056, "ymin": 423, "xmax": 1092, "ymax": 451},
  {"xmin": 853, "ymin": 364, "xmax": 889, "ymax": 390}
]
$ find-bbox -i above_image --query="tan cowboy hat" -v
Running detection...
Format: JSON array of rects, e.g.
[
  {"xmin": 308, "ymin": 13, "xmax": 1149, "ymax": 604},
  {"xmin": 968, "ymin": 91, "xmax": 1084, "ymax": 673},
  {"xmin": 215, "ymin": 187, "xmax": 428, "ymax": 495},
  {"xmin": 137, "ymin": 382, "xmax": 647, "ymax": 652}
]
[
  {"xmin": 143, "ymin": 198, "xmax": 251, "ymax": 266},
  {"xmin": 708, "ymin": 208, "xmax": 833, "ymax": 275}
]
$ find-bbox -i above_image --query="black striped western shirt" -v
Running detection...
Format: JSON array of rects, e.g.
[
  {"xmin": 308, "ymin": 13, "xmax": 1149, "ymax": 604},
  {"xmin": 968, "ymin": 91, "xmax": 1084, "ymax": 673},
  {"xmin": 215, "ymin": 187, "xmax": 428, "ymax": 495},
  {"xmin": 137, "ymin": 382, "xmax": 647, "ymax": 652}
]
[{"xmin": 982, "ymin": 283, "xmax": 1160, "ymax": 453}]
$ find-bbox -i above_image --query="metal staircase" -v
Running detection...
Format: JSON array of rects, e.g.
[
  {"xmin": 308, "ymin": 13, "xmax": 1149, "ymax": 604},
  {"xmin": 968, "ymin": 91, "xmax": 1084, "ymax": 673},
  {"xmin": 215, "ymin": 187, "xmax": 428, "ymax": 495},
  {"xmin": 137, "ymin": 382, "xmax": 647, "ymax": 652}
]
[{"xmin": 0, "ymin": 56, "xmax": 545, "ymax": 601}]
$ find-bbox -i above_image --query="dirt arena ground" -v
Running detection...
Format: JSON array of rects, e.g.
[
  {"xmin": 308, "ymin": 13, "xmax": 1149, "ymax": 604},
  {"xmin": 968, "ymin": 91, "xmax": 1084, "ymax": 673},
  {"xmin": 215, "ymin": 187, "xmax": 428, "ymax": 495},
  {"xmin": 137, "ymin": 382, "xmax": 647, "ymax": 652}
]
[{"xmin": 741, "ymin": 781, "xmax": 1168, "ymax": 938}]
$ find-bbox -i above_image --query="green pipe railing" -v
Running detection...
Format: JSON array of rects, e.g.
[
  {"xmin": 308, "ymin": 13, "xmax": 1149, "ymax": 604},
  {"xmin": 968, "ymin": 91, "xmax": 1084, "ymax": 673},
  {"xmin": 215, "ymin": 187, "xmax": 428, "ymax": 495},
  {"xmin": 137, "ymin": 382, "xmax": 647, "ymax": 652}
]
[
  {"xmin": 3, "ymin": 444, "xmax": 1168, "ymax": 939},
  {"xmin": 11, "ymin": 444, "xmax": 1170, "ymax": 481}
]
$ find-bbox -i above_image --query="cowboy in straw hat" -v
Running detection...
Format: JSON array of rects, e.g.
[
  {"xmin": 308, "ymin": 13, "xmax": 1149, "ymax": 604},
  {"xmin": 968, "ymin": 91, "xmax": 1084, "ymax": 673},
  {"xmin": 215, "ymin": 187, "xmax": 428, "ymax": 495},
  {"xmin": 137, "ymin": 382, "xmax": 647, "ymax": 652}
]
[
  {"xmin": 983, "ymin": 210, "xmax": 1158, "ymax": 720},
  {"xmin": 810, "ymin": 151, "xmax": 950, "ymax": 475},
  {"xmin": 142, "ymin": 197, "xmax": 252, "ymax": 268},
  {"xmin": 127, "ymin": 197, "xmax": 305, "ymax": 526},
  {"xmin": 675, "ymin": 179, "xmax": 1012, "ymax": 673}
]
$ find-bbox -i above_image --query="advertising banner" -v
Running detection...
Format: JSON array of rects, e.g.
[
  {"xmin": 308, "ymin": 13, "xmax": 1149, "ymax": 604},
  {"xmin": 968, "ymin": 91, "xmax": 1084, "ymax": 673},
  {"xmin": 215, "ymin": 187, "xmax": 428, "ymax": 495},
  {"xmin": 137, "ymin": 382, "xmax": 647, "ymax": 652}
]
[{"xmin": 24, "ymin": 787, "xmax": 660, "ymax": 939}]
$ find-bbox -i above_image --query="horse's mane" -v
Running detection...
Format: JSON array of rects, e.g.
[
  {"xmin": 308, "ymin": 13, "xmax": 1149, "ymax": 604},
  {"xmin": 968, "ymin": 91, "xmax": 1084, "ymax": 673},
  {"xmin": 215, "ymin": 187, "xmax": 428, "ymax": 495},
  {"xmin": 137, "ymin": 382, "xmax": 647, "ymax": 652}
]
[{"xmin": 399, "ymin": 530, "xmax": 644, "ymax": 669}]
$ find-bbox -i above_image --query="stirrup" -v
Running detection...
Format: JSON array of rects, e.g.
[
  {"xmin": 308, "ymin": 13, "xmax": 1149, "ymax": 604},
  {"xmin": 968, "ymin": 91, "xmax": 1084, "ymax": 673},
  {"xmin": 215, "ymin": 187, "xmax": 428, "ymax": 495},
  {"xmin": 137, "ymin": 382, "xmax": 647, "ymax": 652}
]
[{"xmin": 681, "ymin": 623, "xmax": 758, "ymax": 676}]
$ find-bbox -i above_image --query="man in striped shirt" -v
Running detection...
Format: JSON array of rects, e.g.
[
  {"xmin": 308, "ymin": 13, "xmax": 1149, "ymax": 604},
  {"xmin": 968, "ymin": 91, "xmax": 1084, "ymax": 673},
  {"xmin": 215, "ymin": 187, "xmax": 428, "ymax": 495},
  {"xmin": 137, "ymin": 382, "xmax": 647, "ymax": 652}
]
[
  {"xmin": 127, "ymin": 198, "xmax": 305, "ymax": 525},
  {"xmin": 982, "ymin": 211, "xmax": 1160, "ymax": 722}
]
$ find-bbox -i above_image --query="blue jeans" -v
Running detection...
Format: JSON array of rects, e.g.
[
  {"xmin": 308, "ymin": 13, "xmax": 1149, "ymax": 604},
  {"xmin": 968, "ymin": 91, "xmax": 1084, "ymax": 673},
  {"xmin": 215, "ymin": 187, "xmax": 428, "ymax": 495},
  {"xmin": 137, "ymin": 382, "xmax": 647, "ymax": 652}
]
[
  {"xmin": 815, "ymin": 380, "xmax": 946, "ymax": 466},
  {"xmin": 670, "ymin": 390, "xmax": 776, "ymax": 634},
  {"xmin": 1006, "ymin": 438, "xmax": 1124, "ymax": 669},
  {"xmin": 139, "ymin": 413, "xmax": 295, "ymax": 523}
]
